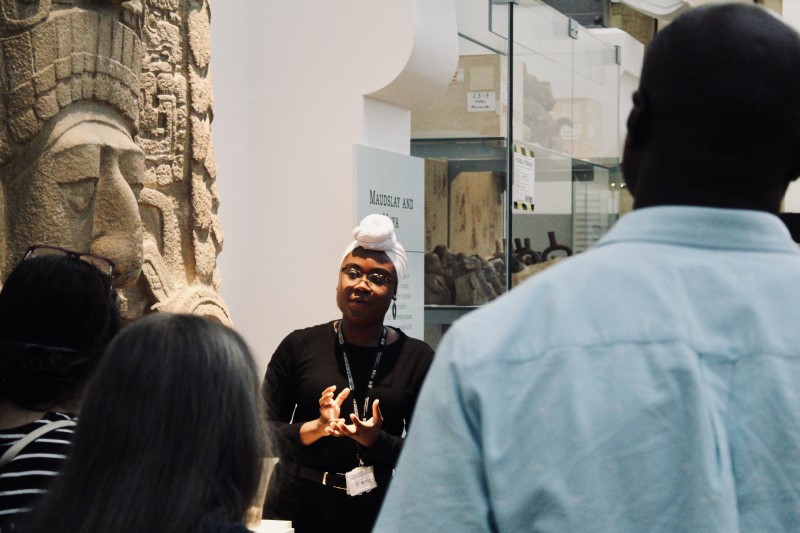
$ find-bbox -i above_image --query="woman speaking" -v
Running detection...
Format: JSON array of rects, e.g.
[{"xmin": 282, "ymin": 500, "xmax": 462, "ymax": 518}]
[{"xmin": 262, "ymin": 214, "xmax": 434, "ymax": 532}]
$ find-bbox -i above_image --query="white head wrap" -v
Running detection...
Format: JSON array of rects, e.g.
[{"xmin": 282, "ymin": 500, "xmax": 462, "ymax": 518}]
[{"xmin": 341, "ymin": 214, "xmax": 408, "ymax": 281}]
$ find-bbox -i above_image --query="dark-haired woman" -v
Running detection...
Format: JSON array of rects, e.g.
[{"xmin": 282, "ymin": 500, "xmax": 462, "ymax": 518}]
[
  {"xmin": 19, "ymin": 313, "xmax": 267, "ymax": 533},
  {"xmin": 262, "ymin": 214, "xmax": 435, "ymax": 533},
  {"xmin": 0, "ymin": 246, "xmax": 120, "ymax": 530}
]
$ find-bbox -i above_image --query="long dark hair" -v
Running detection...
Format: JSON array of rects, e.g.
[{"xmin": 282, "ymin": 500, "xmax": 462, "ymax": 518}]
[
  {"xmin": 0, "ymin": 254, "xmax": 120, "ymax": 410},
  {"xmin": 19, "ymin": 313, "xmax": 267, "ymax": 532}
]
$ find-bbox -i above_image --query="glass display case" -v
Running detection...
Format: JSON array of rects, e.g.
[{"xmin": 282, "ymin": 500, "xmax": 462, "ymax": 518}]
[{"xmin": 414, "ymin": 0, "xmax": 623, "ymax": 345}]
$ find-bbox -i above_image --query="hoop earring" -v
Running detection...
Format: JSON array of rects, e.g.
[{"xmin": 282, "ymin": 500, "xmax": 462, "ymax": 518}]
[{"xmin": 392, "ymin": 299, "xmax": 397, "ymax": 320}]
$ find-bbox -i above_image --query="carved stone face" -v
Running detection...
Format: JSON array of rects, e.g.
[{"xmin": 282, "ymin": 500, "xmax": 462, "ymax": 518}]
[{"xmin": 1, "ymin": 106, "xmax": 145, "ymax": 288}]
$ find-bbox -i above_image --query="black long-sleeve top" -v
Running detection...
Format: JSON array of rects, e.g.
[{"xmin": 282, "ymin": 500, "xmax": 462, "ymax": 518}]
[{"xmin": 262, "ymin": 321, "xmax": 434, "ymax": 473}]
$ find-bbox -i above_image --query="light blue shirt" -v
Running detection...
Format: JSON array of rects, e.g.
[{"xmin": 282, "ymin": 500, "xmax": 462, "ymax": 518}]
[{"xmin": 375, "ymin": 206, "xmax": 800, "ymax": 532}]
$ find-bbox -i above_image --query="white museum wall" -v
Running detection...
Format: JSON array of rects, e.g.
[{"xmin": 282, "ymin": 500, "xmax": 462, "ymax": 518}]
[
  {"xmin": 210, "ymin": 1, "xmax": 457, "ymax": 376},
  {"xmin": 785, "ymin": 3, "xmax": 800, "ymax": 31}
]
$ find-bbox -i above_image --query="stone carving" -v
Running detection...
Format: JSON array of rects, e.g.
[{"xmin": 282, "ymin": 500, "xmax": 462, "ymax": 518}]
[
  {"xmin": 0, "ymin": 0, "xmax": 231, "ymax": 325},
  {"xmin": 0, "ymin": 1, "xmax": 145, "ymax": 289},
  {"xmin": 128, "ymin": 0, "xmax": 229, "ymax": 324}
]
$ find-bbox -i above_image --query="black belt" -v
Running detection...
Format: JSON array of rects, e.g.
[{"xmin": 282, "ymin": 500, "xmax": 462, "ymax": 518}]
[
  {"xmin": 281, "ymin": 460, "xmax": 348, "ymax": 491},
  {"xmin": 280, "ymin": 460, "xmax": 391, "ymax": 492}
]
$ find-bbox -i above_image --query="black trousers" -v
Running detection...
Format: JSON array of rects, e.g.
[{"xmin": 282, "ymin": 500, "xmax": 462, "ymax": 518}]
[{"xmin": 262, "ymin": 461, "xmax": 389, "ymax": 533}]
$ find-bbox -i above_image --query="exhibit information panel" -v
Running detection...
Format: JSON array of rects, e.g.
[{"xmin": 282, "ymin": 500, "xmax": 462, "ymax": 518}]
[{"xmin": 354, "ymin": 145, "xmax": 425, "ymax": 338}]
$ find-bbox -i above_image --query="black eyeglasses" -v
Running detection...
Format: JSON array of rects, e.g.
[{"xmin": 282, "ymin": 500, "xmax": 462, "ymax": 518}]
[
  {"xmin": 23, "ymin": 245, "xmax": 115, "ymax": 278},
  {"xmin": 341, "ymin": 267, "xmax": 395, "ymax": 288}
]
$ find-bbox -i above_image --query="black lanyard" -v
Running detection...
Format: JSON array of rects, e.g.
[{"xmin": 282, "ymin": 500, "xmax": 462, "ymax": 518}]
[{"xmin": 337, "ymin": 322, "xmax": 386, "ymax": 421}]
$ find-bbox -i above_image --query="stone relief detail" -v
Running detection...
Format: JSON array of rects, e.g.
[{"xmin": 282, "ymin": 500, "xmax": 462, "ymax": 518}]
[
  {"xmin": 0, "ymin": 6, "xmax": 142, "ymax": 162},
  {"xmin": 0, "ymin": 0, "xmax": 231, "ymax": 326},
  {"xmin": 123, "ymin": 0, "xmax": 229, "ymax": 325}
]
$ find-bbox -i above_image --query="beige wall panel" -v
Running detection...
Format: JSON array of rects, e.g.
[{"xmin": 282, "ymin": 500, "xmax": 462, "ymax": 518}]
[
  {"xmin": 425, "ymin": 158, "xmax": 449, "ymax": 252},
  {"xmin": 412, "ymin": 54, "xmax": 506, "ymax": 138},
  {"xmin": 448, "ymin": 171, "xmax": 504, "ymax": 258}
]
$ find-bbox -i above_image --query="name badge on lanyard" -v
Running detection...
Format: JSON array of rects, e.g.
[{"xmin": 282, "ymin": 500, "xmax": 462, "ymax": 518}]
[
  {"xmin": 338, "ymin": 322, "xmax": 386, "ymax": 496},
  {"xmin": 346, "ymin": 465, "xmax": 377, "ymax": 496}
]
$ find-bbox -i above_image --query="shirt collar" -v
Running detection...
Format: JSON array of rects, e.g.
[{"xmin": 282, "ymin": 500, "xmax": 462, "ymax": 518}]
[{"xmin": 595, "ymin": 205, "xmax": 799, "ymax": 254}]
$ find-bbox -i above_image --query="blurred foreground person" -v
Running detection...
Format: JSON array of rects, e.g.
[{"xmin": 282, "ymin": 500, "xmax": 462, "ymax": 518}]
[
  {"xmin": 376, "ymin": 5, "xmax": 800, "ymax": 532},
  {"xmin": 0, "ymin": 246, "xmax": 120, "ymax": 530},
  {"xmin": 19, "ymin": 313, "xmax": 266, "ymax": 533}
]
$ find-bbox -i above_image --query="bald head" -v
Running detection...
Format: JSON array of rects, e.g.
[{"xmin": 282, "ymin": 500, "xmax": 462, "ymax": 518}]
[{"xmin": 623, "ymin": 4, "xmax": 800, "ymax": 212}]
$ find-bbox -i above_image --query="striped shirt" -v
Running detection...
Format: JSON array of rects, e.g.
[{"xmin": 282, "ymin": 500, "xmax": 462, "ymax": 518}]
[{"xmin": 0, "ymin": 412, "xmax": 76, "ymax": 531}]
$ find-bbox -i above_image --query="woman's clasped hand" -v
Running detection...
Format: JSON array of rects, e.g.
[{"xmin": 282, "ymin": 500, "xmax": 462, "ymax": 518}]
[{"xmin": 319, "ymin": 385, "xmax": 384, "ymax": 447}]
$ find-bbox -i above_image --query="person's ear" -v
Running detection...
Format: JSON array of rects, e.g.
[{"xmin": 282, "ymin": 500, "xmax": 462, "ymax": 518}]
[
  {"xmin": 625, "ymin": 90, "xmax": 651, "ymax": 148},
  {"xmin": 786, "ymin": 170, "xmax": 800, "ymax": 187},
  {"xmin": 787, "ymin": 138, "xmax": 800, "ymax": 184},
  {"xmin": 621, "ymin": 90, "xmax": 651, "ymax": 198}
]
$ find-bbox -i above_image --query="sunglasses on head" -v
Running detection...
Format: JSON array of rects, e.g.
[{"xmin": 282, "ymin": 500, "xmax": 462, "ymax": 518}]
[
  {"xmin": 23, "ymin": 245, "xmax": 116, "ymax": 279},
  {"xmin": 0, "ymin": 341, "xmax": 77, "ymax": 372}
]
